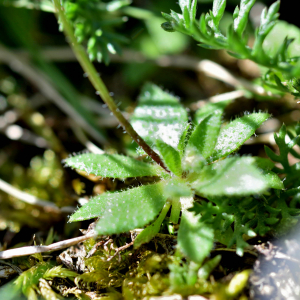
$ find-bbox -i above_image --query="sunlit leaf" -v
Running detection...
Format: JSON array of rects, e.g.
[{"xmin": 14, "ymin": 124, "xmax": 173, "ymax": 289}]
[
  {"xmin": 131, "ymin": 83, "xmax": 188, "ymax": 151},
  {"xmin": 70, "ymin": 182, "xmax": 168, "ymax": 236},
  {"xmin": 194, "ymin": 100, "xmax": 230, "ymax": 124},
  {"xmin": 208, "ymin": 113, "xmax": 270, "ymax": 162},
  {"xmin": 212, "ymin": 0, "xmax": 226, "ymax": 25},
  {"xmin": 192, "ymin": 157, "xmax": 268, "ymax": 196},
  {"xmin": 156, "ymin": 140, "xmax": 182, "ymax": 176},
  {"xmin": 187, "ymin": 111, "xmax": 222, "ymax": 159},
  {"xmin": 65, "ymin": 153, "xmax": 162, "ymax": 178},
  {"xmin": 94, "ymin": 182, "xmax": 168, "ymax": 235},
  {"xmin": 233, "ymin": 0, "xmax": 256, "ymax": 36}
]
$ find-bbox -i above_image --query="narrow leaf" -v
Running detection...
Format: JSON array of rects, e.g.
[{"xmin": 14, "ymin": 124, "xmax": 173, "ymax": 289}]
[
  {"xmin": 170, "ymin": 10, "xmax": 184, "ymax": 23},
  {"xmin": 194, "ymin": 100, "xmax": 230, "ymax": 124},
  {"xmin": 178, "ymin": 206, "xmax": 214, "ymax": 264},
  {"xmin": 190, "ymin": 0, "xmax": 197, "ymax": 21},
  {"xmin": 131, "ymin": 83, "xmax": 188, "ymax": 150},
  {"xmin": 177, "ymin": 123, "xmax": 191, "ymax": 156},
  {"xmin": 212, "ymin": 0, "xmax": 226, "ymax": 24},
  {"xmin": 183, "ymin": 6, "xmax": 191, "ymax": 28},
  {"xmin": 264, "ymin": 145, "xmax": 282, "ymax": 162},
  {"xmin": 65, "ymin": 153, "xmax": 162, "ymax": 178},
  {"xmin": 199, "ymin": 13, "xmax": 208, "ymax": 36},
  {"xmin": 161, "ymin": 12, "xmax": 174, "ymax": 23},
  {"xmin": 192, "ymin": 157, "xmax": 268, "ymax": 196},
  {"xmin": 156, "ymin": 140, "xmax": 182, "ymax": 176},
  {"xmin": 170, "ymin": 198, "xmax": 181, "ymax": 224},
  {"xmin": 179, "ymin": 0, "xmax": 191, "ymax": 12},
  {"xmin": 134, "ymin": 201, "xmax": 171, "ymax": 248},
  {"xmin": 233, "ymin": 0, "xmax": 256, "ymax": 36},
  {"xmin": 187, "ymin": 111, "xmax": 222, "ymax": 159},
  {"xmin": 260, "ymin": 1, "xmax": 280, "ymax": 28},
  {"xmin": 70, "ymin": 182, "xmax": 168, "ymax": 227},
  {"xmin": 209, "ymin": 113, "xmax": 270, "ymax": 162}
]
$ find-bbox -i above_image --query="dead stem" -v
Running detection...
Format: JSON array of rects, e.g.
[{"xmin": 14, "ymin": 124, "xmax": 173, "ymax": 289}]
[
  {"xmin": 0, "ymin": 178, "xmax": 75, "ymax": 214},
  {"xmin": 0, "ymin": 233, "xmax": 95, "ymax": 259}
]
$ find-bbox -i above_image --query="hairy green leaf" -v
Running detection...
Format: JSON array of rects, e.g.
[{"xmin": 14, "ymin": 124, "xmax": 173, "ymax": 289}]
[
  {"xmin": 95, "ymin": 182, "xmax": 168, "ymax": 235},
  {"xmin": 70, "ymin": 182, "xmax": 168, "ymax": 234},
  {"xmin": 131, "ymin": 83, "xmax": 188, "ymax": 151},
  {"xmin": 178, "ymin": 206, "xmax": 214, "ymax": 264},
  {"xmin": 187, "ymin": 111, "xmax": 222, "ymax": 159},
  {"xmin": 177, "ymin": 123, "xmax": 191, "ymax": 157},
  {"xmin": 156, "ymin": 140, "xmax": 182, "ymax": 176},
  {"xmin": 164, "ymin": 178, "xmax": 193, "ymax": 224},
  {"xmin": 65, "ymin": 153, "xmax": 162, "ymax": 178},
  {"xmin": 209, "ymin": 113, "xmax": 270, "ymax": 162},
  {"xmin": 194, "ymin": 100, "xmax": 230, "ymax": 124},
  {"xmin": 192, "ymin": 157, "xmax": 268, "ymax": 196},
  {"xmin": 134, "ymin": 201, "xmax": 171, "ymax": 248},
  {"xmin": 163, "ymin": 177, "xmax": 193, "ymax": 199}
]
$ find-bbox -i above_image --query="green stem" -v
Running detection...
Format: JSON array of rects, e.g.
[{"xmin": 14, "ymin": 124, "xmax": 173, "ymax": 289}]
[
  {"xmin": 170, "ymin": 198, "xmax": 181, "ymax": 224},
  {"xmin": 134, "ymin": 201, "xmax": 171, "ymax": 248},
  {"xmin": 52, "ymin": 0, "xmax": 169, "ymax": 173}
]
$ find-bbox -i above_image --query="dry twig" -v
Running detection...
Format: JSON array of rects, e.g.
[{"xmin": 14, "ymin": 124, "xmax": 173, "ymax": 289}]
[
  {"xmin": 0, "ymin": 233, "xmax": 96, "ymax": 259},
  {"xmin": 0, "ymin": 177, "xmax": 75, "ymax": 214}
]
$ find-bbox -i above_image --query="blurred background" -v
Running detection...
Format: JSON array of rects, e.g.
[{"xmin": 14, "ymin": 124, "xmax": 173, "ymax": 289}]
[{"xmin": 0, "ymin": 0, "xmax": 299, "ymax": 253}]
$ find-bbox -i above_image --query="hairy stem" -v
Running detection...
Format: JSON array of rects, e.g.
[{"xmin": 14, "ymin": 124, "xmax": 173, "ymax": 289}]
[{"xmin": 52, "ymin": 0, "xmax": 169, "ymax": 173}]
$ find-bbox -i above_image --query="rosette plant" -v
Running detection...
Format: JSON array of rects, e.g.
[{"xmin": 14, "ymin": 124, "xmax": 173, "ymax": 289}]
[
  {"xmin": 65, "ymin": 82, "xmax": 282, "ymax": 260},
  {"xmin": 54, "ymin": 0, "xmax": 300, "ymax": 263}
]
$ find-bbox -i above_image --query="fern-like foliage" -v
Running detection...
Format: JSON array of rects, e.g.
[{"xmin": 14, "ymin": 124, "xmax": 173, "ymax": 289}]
[
  {"xmin": 264, "ymin": 124, "xmax": 300, "ymax": 233},
  {"xmin": 0, "ymin": 0, "xmax": 131, "ymax": 64},
  {"xmin": 161, "ymin": 0, "xmax": 300, "ymax": 97},
  {"xmin": 63, "ymin": 0, "xmax": 131, "ymax": 64}
]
